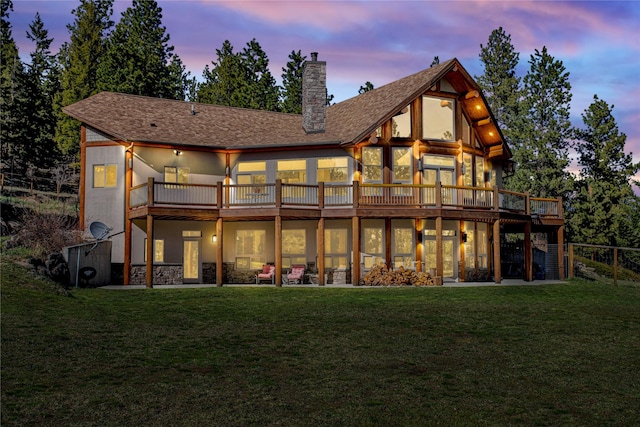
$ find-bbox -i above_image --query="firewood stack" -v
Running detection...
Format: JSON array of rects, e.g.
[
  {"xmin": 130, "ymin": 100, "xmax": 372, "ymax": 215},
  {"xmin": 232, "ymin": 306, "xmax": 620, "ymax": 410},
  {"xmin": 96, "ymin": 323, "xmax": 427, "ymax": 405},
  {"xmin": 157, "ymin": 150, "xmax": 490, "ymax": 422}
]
[{"xmin": 359, "ymin": 264, "xmax": 441, "ymax": 286}]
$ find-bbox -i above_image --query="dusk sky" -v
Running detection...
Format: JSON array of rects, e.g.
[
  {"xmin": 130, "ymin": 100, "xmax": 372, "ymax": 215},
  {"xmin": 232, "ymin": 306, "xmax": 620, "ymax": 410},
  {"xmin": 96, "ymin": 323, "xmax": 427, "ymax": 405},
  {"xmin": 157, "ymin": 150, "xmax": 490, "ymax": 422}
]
[{"xmin": 9, "ymin": 0, "xmax": 640, "ymax": 191}]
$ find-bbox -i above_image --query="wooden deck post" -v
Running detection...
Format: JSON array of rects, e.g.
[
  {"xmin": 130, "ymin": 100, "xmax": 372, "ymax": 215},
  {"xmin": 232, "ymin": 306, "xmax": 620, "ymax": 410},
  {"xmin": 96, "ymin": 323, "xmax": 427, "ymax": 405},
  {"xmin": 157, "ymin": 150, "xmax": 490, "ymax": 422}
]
[
  {"xmin": 318, "ymin": 218, "xmax": 325, "ymax": 286},
  {"xmin": 435, "ymin": 216, "xmax": 443, "ymax": 279},
  {"xmin": 415, "ymin": 218, "xmax": 423, "ymax": 273},
  {"xmin": 216, "ymin": 218, "xmax": 223, "ymax": 286},
  {"xmin": 123, "ymin": 148, "xmax": 133, "ymax": 286},
  {"xmin": 352, "ymin": 216, "xmax": 361, "ymax": 285},
  {"xmin": 524, "ymin": 221, "xmax": 532, "ymax": 281},
  {"xmin": 275, "ymin": 215, "xmax": 282, "ymax": 286},
  {"xmin": 493, "ymin": 219, "xmax": 501, "ymax": 284},
  {"xmin": 145, "ymin": 214, "xmax": 154, "ymax": 288}
]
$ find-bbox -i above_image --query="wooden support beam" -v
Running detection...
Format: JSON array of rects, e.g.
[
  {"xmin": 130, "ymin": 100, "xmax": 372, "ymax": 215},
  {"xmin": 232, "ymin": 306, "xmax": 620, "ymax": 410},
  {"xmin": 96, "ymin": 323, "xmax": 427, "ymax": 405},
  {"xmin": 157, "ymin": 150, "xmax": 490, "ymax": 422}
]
[
  {"xmin": 275, "ymin": 215, "xmax": 282, "ymax": 287},
  {"xmin": 318, "ymin": 218, "xmax": 325, "ymax": 286},
  {"xmin": 493, "ymin": 219, "xmax": 501, "ymax": 284},
  {"xmin": 216, "ymin": 218, "xmax": 223, "ymax": 286},
  {"xmin": 524, "ymin": 221, "xmax": 532, "ymax": 281},
  {"xmin": 145, "ymin": 215, "xmax": 154, "ymax": 288},
  {"xmin": 558, "ymin": 225, "xmax": 565, "ymax": 280},
  {"xmin": 352, "ymin": 216, "xmax": 361, "ymax": 285}
]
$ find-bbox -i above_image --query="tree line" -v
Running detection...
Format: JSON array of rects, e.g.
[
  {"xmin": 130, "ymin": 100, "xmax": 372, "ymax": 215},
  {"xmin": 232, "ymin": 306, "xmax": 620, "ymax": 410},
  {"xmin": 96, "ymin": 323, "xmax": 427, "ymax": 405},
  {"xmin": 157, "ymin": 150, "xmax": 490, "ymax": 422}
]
[{"xmin": 1, "ymin": 1, "xmax": 638, "ymax": 248}]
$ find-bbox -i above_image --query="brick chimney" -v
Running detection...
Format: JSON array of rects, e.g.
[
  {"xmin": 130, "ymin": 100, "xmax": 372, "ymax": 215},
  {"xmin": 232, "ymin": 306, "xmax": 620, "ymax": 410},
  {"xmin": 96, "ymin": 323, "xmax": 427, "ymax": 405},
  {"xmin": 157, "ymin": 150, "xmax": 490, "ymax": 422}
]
[{"xmin": 302, "ymin": 52, "xmax": 326, "ymax": 134}]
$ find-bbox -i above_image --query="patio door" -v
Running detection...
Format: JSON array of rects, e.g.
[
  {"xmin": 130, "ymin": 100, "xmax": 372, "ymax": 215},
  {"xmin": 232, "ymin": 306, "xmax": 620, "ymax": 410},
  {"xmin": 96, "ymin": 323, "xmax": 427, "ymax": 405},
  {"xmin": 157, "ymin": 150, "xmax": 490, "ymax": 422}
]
[
  {"xmin": 424, "ymin": 167, "xmax": 455, "ymax": 205},
  {"xmin": 183, "ymin": 231, "xmax": 201, "ymax": 283}
]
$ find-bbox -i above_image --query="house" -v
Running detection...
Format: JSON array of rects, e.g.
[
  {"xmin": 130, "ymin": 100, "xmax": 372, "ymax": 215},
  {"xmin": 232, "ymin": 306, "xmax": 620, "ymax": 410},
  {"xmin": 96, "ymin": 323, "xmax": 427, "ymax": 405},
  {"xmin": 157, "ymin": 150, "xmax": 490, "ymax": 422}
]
[{"xmin": 63, "ymin": 55, "xmax": 565, "ymax": 287}]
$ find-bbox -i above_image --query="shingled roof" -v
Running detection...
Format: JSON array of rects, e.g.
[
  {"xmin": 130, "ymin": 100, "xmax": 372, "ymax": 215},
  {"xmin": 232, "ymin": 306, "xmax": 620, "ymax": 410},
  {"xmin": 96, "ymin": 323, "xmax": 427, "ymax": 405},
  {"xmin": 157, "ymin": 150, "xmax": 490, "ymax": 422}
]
[{"xmin": 63, "ymin": 58, "xmax": 507, "ymax": 155}]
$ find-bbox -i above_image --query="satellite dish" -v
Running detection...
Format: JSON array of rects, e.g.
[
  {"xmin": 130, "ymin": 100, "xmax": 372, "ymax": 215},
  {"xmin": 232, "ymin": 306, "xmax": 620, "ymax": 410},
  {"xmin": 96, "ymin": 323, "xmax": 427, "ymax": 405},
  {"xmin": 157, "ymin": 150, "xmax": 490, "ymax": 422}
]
[{"xmin": 89, "ymin": 221, "xmax": 112, "ymax": 241}]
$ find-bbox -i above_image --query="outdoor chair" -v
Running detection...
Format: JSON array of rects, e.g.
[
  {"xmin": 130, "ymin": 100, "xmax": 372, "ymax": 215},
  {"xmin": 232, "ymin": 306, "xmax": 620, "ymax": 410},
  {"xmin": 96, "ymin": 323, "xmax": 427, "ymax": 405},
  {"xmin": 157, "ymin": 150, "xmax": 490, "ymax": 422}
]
[
  {"xmin": 286, "ymin": 265, "xmax": 305, "ymax": 285},
  {"xmin": 255, "ymin": 264, "xmax": 275, "ymax": 284}
]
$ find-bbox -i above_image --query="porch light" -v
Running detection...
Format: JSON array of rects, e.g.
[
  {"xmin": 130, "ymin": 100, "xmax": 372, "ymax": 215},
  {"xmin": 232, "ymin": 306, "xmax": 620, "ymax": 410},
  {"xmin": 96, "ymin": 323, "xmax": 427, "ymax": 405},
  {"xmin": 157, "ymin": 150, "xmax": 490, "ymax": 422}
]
[
  {"xmin": 212, "ymin": 234, "xmax": 217, "ymax": 243},
  {"xmin": 173, "ymin": 149, "xmax": 183, "ymax": 156}
]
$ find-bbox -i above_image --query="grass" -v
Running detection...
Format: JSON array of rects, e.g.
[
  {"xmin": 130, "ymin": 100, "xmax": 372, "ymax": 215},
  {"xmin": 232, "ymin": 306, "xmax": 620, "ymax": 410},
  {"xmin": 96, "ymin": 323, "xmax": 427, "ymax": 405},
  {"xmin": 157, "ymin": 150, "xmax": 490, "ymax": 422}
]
[{"xmin": 2, "ymin": 259, "xmax": 639, "ymax": 426}]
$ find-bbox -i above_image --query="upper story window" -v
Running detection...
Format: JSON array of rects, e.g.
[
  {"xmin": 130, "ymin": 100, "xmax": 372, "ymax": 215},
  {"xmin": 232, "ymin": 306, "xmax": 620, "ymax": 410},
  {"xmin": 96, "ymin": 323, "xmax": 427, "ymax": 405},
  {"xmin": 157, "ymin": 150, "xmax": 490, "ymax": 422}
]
[
  {"xmin": 164, "ymin": 166, "xmax": 189, "ymax": 184},
  {"xmin": 463, "ymin": 153, "xmax": 473, "ymax": 187},
  {"xmin": 391, "ymin": 104, "xmax": 411, "ymax": 138},
  {"xmin": 392, "ymin": 147, "xmax": 412, "ymax": 184},
  {"xmin": 317, "ymin": 157, "xmax": 348, "ymax": 183},
  {"xmin": 93, "ymin": 164, "xmax": 117, "ymax": 188},
  {"xmin": 422, "ymin": 96, "xmax": 455, "ymax": 141},
  {"xmin": 462, "ymin": 116, "xmax": 471, "ymax": 145},
  {"xmin": 475, "ymin": 157, "xmax": 485, "ymax": 187},
  {"xmin": 237, "ymin": 161, "xmax": 266, "ymax": 185},
  {"xmin": 362, "ymin": 147, "xmax": 382, "ymax": 184},
  {"xmin": 277, "ymin": 159, "xmax": 306, "ymax": 184}
]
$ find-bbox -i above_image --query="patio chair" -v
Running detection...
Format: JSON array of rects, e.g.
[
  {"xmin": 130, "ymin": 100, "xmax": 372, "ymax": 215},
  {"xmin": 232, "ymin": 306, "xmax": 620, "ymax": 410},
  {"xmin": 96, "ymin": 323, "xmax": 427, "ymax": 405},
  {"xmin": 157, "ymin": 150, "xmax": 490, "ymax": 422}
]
[
  {"xmin": 286, "ymin": 265, "xmax": 305, "ymax": 285},
  {"xmin": 255, "ymin": 264, "xmax": 275, "ymax": 284}
]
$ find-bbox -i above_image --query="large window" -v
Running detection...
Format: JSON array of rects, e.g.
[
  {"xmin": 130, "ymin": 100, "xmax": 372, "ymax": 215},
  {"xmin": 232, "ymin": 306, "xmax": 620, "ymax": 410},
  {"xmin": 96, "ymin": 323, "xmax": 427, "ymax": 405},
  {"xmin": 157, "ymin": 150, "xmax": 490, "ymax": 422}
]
[
  {"xmin": 362, "ymin": 147, "xmax": 382, "ymax": 184},
  {"xmin": 237, "ymin": 161, "xmax": 266, "ymax": 185},
  {"xmin": 475, "ymin": 157, "xmax": 485, "ymax": 187},
  {"xmin": 93, "ymin": 164, "xmax": 117, "ymax": 188},
  {"xmin": 282, "ymin": 229, "xmax": 306, "ymax": 269},
  {"xmin": 164, "ymin": 166, "xmax": 189, "ymax": 184},
  {"xmin": 463, "ymin": 153, "xmax": 473, "ymax": 187},
  {"xmin": 277, "ymin": 159, "xmax": 306, "ymax": 183},
  {"xmin": 278, "ymin": 159, "xmax": 307, "ymax": 198},
  {"xmin": 143, "ymin": 239, "xmax": 164, "ymax": 263},
  {"xmin": 363, "ymin": 226, "xmax": 383, "ymax": 269},
  {"xmin": 422, "ymin": 96, "xmax": 455, "ymax": 141},
  {"xmin": 317, "ymin": 157, "xmax": 348, "ymax": 183},
  {"xmin": 391, "ymin": 104, "xmax": 411, "ymax": 138},
  {"xmin": 235, "ymin": 230, "xmax": 265, "ymax": 269},
  {"xmin": 464, "ymin": 222, "xmax": 475, "ymax": 269},
  {"xmin": 325, "ymin": 229, "xmax": 348, "ymax": 269},
  {"xmin": 393, "ymin": 228, "xmax": 414, "ymax": 269},
  {"xmin": 393, "ymin": 147, "xmax": 412, "ymax": 184}
]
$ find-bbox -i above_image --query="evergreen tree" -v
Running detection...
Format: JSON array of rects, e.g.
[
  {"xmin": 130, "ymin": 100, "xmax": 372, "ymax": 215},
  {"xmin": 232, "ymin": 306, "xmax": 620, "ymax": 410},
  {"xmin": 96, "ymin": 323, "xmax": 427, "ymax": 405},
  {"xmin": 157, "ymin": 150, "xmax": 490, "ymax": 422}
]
[
  {"xmin": 54, "ymin": 0, "xmax": 113, "ymax": 158},
  {"xmin": 97, "ymin": 0, "xmax": 179, "ymax": 98},
  {"xmin": 197, "ymin": 40, "xmax": 244, "ymax": 106},
  {"xmin": 167, "ymin": 54, "xmax": 197, "ymax": 101},
  {"xmin": 568, "ymin": 96, "xmax": 640, "ymax": 246},
  {"xmin": 476, "ymin": 27, "xmax": 521, "ymax": 146},
  {"xmin": 358, "ymin": 81, "xmax": 374, "ymax": 94},
  {"xmin": 0, "ymin": 0, "xmax": 28, "ymax": 175},
  {"xmin": 240, "ymin": 38, "xmax": 279, "ymax": 111},
  {"xmin": 506, "ymin": 46, "xmax": 573, "ymax": 200},
  {"xmin": 280, "ymin": 50, "xmax": 305, "ymax": 114},
  {"xmin": 21, "ymin": 12, "xmax": 61, "ymax": 169}
]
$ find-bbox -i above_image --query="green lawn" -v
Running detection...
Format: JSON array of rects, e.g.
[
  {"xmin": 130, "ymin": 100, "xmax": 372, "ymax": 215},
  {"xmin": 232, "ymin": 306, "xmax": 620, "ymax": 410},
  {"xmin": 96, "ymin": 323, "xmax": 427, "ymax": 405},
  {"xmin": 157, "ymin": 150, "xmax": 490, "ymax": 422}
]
[{"xmin": 2, "ymin": 260, "xmax": 639, "ymax": 426}]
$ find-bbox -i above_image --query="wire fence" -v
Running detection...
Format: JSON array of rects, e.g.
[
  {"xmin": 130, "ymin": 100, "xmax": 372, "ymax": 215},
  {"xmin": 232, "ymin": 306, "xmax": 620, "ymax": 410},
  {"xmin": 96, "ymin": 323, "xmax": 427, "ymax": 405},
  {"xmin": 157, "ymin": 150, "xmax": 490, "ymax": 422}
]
[{"xmin": 568, "ymin": 243, "xmax": 640, "ymax": 286}]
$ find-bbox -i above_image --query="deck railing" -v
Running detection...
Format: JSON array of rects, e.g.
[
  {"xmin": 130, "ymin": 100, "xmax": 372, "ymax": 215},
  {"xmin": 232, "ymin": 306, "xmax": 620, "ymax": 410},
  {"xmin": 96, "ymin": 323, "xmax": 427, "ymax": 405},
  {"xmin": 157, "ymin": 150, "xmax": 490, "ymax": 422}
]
[{"xmin": 128, "ymin": 178, "xmax": 561, "ymax": 219}]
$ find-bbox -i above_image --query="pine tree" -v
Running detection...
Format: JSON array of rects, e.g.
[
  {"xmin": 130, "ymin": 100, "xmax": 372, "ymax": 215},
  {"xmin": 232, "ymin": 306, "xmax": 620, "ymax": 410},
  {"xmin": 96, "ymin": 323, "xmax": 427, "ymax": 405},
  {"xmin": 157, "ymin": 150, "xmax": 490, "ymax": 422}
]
[
  {"xmin": 476, "ymin": 27, "xmax": 521, "ymax": 146},
  {"xmin": 568, "ymin": 96, "xmax": 640, "ymax": 246},
  {"xmin": 54, "ymin": 0, "xmax": 113, "ymax": 158},
  {"xmin": 280, "ymin": 50, "xmax": 305, "ymax": 114},
  {"xmin": 97, "ymin": 0, "xmax": 179, "ymax": 98},
  {"xmin": 167, "ymin": 54, "xmax": 197, "ymax": 101},
  {"xmin": 0, "ymin": 0, "xmax": 28, "ymax": 175},
  {"xmin": 240, "ymin": 38, "xmax": 279, "ymax": 111},
  {"xmin": 197, "ymin": 40, "xmax": 244, "ymax": 106},
  {"xmin": 21, "ymin": 12, "xmax": 61, "ymax": 169},
  {"xmin": 507, "ymin": 46, "xmax": 573, "ymax": 199}
]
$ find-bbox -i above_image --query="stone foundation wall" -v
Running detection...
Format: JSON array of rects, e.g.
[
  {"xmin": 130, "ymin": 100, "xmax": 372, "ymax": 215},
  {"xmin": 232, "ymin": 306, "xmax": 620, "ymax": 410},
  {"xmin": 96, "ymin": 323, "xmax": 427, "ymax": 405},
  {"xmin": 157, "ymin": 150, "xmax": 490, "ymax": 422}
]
[{"xmin": 130, "ymin": 264, "xmax": 183, "ymax": 285}]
